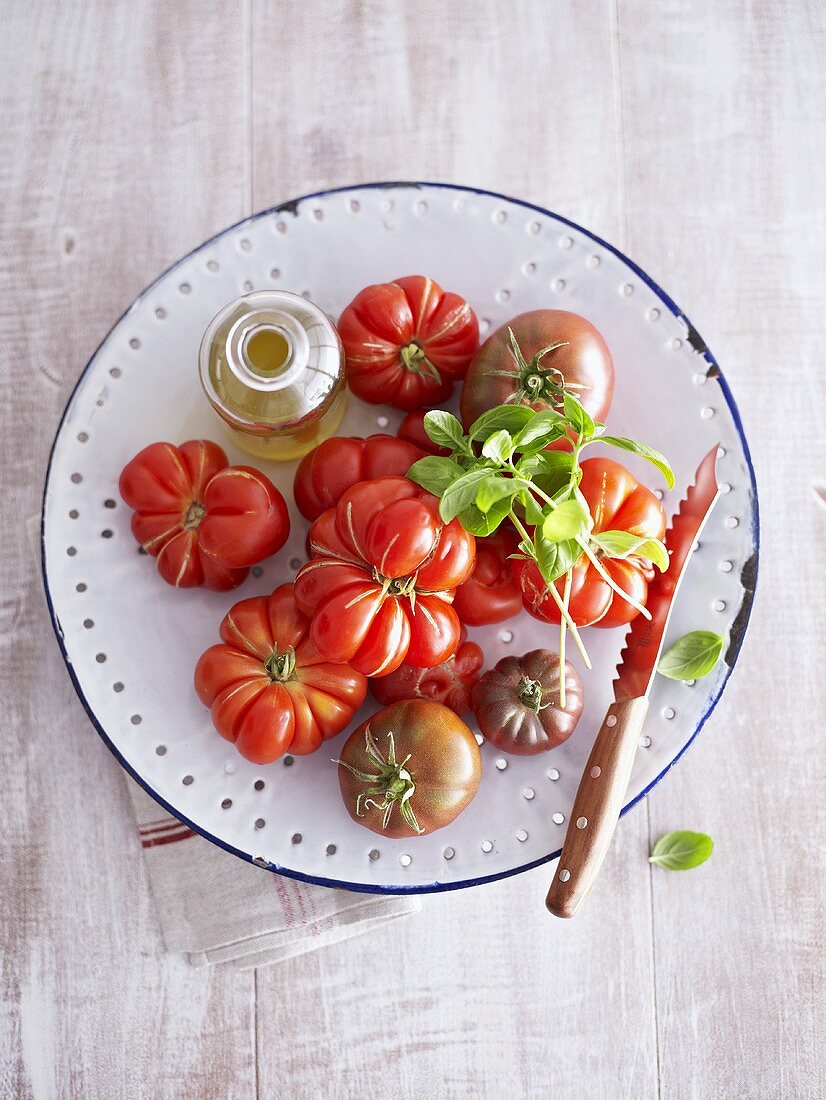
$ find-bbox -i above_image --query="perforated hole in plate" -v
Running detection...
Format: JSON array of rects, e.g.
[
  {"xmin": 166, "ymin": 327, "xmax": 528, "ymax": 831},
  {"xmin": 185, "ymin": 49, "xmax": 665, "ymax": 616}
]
[
  {"xmin": 547, "ymin": 768, "xmax": 560, "ymax": 781},
  {"xmin": 113, "ymin": 681, "xmax": 123, "ymax": 692},
  {"xmin": 69, "ymin": 509, "xmax": 79, "ymax": 519},
  {"xmin": 559, "ymin": 235, "xmax": 574, "ymax": 249},
  {"xmin": 480, "ymin": 318, "xmax": 491, "ymax": 333},
  {"xmin": 713, "ymin": 599, "xmax": 727, "ymax": 612},
  {"xmin": 67, "ymin": 546, "xmax": 76, "ymax": 556},
  {"xmin": 399, "ymin": 853, "xmax": 411, "ymax": 867},
  {"xmin": 516, "ymin": 829, "xmax": 528, "ymax": 842},
  {"xmin": 663, "ymin": 707, "xmax": 676, "ymax": 720},
  {"xmin": 376, "ymin": 415, "xmax": 389, "ymax": 428},
  {"xmin": 495, "ymin": 758, "xmax": 508, "ymax": 771},
  {"xmin": 179, "ymin": 283, "xmax": 191, "ymax": 295},
  {"xmin": 129, "ymin": 338, "xmax": 140, "ymax": 349},
  {"xmin": 496, "ymin": 288, "xmax": 511, "ymax": 302},
  {"xmin": 95, "ymin": 653, "xmax": 106, "ymax": 663},
  {"xmin": 255, "ymin": 818, "xmax": 265, "ymax": 829},
  {"xmin": 83, "ymin": 618, "xmax": 93, "ymax": 628},
  {"xmin": 523, "ymin": 788, "xmax": 535, "ymax": 800},
  {"xmin": 251, "ymin": 566, "xmax": 264, "ymax": 578},
  {"xmin": 369, "ymin": 849, "xmax": 380, "ymax": 861},
  {"xmin": 71, "ymin": 473, "xmax": 82, "ymax": 484},
  {"xmin": 291, "ymin": 833, "xmax": 302, "ymax": 844},
  {"xmin": 221, "ymin": 798, "xmax": 233, "ymax": 809},
  {"xmin": 500, "ymin": 629, "xmax": 514, "ymax": 643},
  {"xmin": 552, "ymin": 812, "xmax": 565, "ymax": 825},
  {"xmin": 156, "ymin": 745, "xmax": 166, "ymax": 756},
  {"xmin": 523, "ymin": 261, "xmax": 537, "ymax": 275},
  {"xmin": 726, "ymin": 516, "xmax": 740, "ymax": 528},
  {"xmin": 640, "ymin": 735, "xmax": 651, "ymax": 748},
  {"xmin": 648, "ymin": 307, "xmax": 660, "ymax": 321},
  {"xmin": 207, "ymin": 260, "xmax": 219, "ymax": 272},
  {"xmin": 481, "ymin": 840, "xmax": 493, "ymax": 853},
  {"xmin": 155, "ymin": 307, "xmax": 166, "ymax": 319},
  {"xmin": 76, "ymin": 583, "xmax": 87, "ymax": 593},
  {"xmin": 720, "ymin": 560, "xmax": 733, "ymax": 573},
  {"xmin": 493, "ymin": 209, "xmax": 507, "ymax": 224},
  {"xmin": 474, "ymin": 733, "xmax": 484, "ymax": 746},
  {"xmin": 349, "ymin": 199, "xmax": 360, "ymax": 213},
  {"xmin": 671, "ymin": 337, "xmax": 683, "ymax": 350},
  {"xmin": 182, "ymin": 775, "xmax": 194, "ymax": 785},
  {"xmin": 414, "ymin": 201, "xmax": 427, "ymax": 216},
  {"xmin": 621, "ymin": 283, "xmax": 634, "ymax": 297},
  {"xmin": 104, "ymin": 498, "xmax": 116, "ymax": 508},
  {"xmin": 78, "ymin": 432, "xmax": 88, "ymax": 443},
  {"xmin": 239, "ymin": 238, "xmax": 252, "ymax": 250},
  {"xmin": 130, "ymin": 714, "xmax": 142, "ymax": 726},
  {"xmin": 553, "ymin": 279, "xmax": 566, "ymax": 292},
  {"xmin": 587, "ymin": 254, "xmax": 601, "ymax": 268},
  {"xmin": 326, "ymin": 843, "xmax": 336, "ymax": 855},
  {"xmin": 254, "ymin": 779, "xmax": 265, "ymax": 791}
]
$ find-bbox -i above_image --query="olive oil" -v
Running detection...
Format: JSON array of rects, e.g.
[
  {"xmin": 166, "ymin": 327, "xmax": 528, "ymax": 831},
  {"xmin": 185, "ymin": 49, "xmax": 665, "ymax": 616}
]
[{"xmin": 199, "ymin": 291, "xmax": 346, "ymax": 461}]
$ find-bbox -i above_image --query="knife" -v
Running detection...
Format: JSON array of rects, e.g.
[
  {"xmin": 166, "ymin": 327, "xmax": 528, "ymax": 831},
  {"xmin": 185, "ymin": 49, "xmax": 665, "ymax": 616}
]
[{"xmin": 545, "ymin": 445, "xmax": 721, "ymax": 919}]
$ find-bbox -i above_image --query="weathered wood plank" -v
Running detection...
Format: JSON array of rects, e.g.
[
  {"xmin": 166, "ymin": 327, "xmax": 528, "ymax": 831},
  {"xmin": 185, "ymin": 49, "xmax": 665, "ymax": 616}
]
[
  {"xmin": 251, "ymin": 4, "xmax": 658, "ymax": 1097},
  {"xmin": 0, "ymin": 3, "xmax": 255, "ymax": 1098},
  {"xmin": 619, "ymin": 2, "xmax": 825, "ymax": 1097}
]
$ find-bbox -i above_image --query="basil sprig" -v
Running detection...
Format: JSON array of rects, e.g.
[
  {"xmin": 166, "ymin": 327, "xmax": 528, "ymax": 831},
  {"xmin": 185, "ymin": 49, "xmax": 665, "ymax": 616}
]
[{"xmin": 407, "ymin": 342, "xmax": 675, "ymax": 689}]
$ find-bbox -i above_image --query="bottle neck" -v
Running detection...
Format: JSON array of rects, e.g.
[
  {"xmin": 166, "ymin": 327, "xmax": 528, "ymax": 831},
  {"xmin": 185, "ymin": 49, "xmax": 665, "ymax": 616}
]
[{"xmin": 225, "ymin": 310, "xmax": 309, "ymax": 392}]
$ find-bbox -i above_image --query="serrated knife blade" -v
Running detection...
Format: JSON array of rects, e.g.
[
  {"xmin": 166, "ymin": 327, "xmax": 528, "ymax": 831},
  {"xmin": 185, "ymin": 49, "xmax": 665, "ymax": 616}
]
[{"xmin": 613, "ymin": 445, "xmax": 721, "ymax": 701}]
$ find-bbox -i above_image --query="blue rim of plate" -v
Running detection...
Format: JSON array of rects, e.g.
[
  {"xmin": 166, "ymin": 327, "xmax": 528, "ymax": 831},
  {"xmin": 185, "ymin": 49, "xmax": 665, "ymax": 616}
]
[{"xmin": 41, "ymin": 181, "xmax": 760, "ymax": 894}]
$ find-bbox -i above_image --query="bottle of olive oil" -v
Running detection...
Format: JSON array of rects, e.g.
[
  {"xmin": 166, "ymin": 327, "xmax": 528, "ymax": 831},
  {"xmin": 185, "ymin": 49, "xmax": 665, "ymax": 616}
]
[{"xmin": 199, "ymin": 291, "xmax": 346, "ymax": 461}]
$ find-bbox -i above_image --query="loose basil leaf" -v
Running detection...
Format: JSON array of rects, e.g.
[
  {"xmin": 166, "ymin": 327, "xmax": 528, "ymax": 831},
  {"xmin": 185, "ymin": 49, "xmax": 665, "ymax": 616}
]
[
  {"xmin": 657, "ymin": 631, "xmax": 725, "ymax": 680},
  {"xmin": 591, "ymin": 530, "xmax": 669, "ymax": 572},
  {"xmin": 423, "ymin": 410, "xmax": 465, "ymax": 450},
  {"xmin": 468, "ymin": 404, "xmax": 536, "ymax": 442},
  {"xmin": 481, "ymin": 429, "xmax": 514, "ymax": 465},
  {"xmin": 533, "ymin": 532, "xmax": 580, "ymax": 585},
  {"xmin": 458, "ymin": 496, "xmax": 512, "ymax": 536},
  {"xmin": 649, "ymin": 831, "xmax": 714, "ymax": 871},
  {"xmin": 514, "ymin": 410, "xmax": 566, "ymax": 453},
  {"xmin": 542, "ymin": 498, "xmax": 590, "ymax": 542},
  {"xmin": 439, "ymin": 468, "xmax": 496, "ymax": 522},
  {"xmin": 563, "ymin": 391, "xmax": 595, "ymax": 439},
  {"xmin": 407, "ymin": 455, "xmax": 465, "ymax": 498},
  {"xmin": 598, "ymin": 435, "xmax": 676, "ymax": 490},
  {"xmin": 476, "ymin": 474, "xmax": 521, "ymax": 513}
]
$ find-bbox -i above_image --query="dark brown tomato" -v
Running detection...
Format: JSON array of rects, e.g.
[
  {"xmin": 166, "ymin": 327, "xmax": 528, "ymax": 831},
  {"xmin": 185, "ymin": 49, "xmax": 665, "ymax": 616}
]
[
  {"xmin": 460, "ymin": 310, "xmax": 614, "ymax": 428},
  {"xmin": 337, "ymin": 700, "xmax": 482, "ymax": 837},
  {"xmin": 471, "ymin": 649, "xmax": 584, "ymax": 755}
]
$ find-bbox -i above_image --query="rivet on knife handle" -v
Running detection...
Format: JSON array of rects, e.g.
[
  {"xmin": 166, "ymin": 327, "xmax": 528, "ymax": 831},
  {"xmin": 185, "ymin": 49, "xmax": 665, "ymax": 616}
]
[{"xmin": 545, "ymin": 697, "xmax": 648, "ymax": 918}]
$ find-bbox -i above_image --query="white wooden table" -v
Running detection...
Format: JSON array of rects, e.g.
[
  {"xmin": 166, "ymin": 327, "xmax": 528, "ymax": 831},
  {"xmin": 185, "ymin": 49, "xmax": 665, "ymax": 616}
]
[{"xmin": 1, "ymin": 2, "xmax": 822, "ymax": 1097}]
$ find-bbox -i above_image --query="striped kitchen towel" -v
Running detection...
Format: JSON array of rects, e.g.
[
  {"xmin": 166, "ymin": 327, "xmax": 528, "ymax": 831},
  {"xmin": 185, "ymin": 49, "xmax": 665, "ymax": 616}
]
[{"xmin": 128, "ymin": 778, "xmax": 420, "ymax": 969}]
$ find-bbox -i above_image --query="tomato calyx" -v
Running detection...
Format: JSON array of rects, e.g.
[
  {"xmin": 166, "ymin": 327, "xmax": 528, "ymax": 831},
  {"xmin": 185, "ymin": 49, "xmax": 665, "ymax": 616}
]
[
  {"xmin": 516, "ymin": 675, "xmax": 549, "ymax": 714},
  {"xmin": 486, "ymin": 329, "xmax": 573, "ymax": 409},
  {"xmin": 182, "ymin": 499, "xmax": 206, "ymax": 531},
  {"xmin": 334, "ymin": 727, "xmax": 423, "ymax": 835},
  {"xmin": 264, "ymin": 645, "xmax": 297, "ymax": 683},
  {"xmin": 399, "ymin": 340, "xmax": 441, "ymax": 384}
]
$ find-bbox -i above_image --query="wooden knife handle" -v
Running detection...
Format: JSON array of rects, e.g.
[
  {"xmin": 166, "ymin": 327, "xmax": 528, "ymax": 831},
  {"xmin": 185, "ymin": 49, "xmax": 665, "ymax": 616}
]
[{"xmin": 545, "ymin": 696, "xmax": 649, "ymax": 919}]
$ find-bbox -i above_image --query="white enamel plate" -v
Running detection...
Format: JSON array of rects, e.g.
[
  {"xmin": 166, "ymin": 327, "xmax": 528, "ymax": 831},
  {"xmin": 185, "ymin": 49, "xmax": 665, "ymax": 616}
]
[{"xmin": 42, "ymin": 183, "xmax": 758, "ymax": 892}]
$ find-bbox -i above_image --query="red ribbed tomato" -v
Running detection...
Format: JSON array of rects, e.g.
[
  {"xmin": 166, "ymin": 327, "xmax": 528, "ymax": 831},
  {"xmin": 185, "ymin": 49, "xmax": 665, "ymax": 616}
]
[
  {"xmin": 294, "ymin": 476, "xmax": 475, "ymax": 676},
  {"xmin": 515, "ymin": 457, "xmax": 666, "ymax": 628},
  {"xmin": 293, "ymin": 433, "xmax": 423, "ymax": 521},
  {"xmin": 452, "ymin": 528, "xmax": 522, "ymax": 627},
  {"xmin": 396, "ymin": 410, "xmax": 451, "ymax": 456},
  {"xmin": 460, "ymin": 310, "xmax": 614, "ymax": 428},
  {"xmin": 119, "ymin": 439, "xmax": 289, "ymax": 590},
  {"xmin": 338, "ymin": 275, "xmax": 479, "ymax": 411},
  {"xmin": 194, "ymin": 584, "xmax": 367, "ymax": 763},
  {"xmin": 369, "ymin": 628, "xmax": 483, "ymax": 715}
]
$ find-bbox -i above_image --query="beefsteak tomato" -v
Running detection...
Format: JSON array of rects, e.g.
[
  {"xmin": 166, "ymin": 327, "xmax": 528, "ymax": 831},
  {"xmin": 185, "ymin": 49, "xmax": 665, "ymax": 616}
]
[
  {"xmin": 293, "ymin": 476, "xmax": 475, "ymax": 677},
  {"xmin": 515, "ymin": 457, "xmax": 666, "ymax": 628},
  {"xmin": 396, "ymin": 410, "xmax": 451, "ymax": 457},
  {"xmin": 293, "ymin": 433, "xmax": 423, "ymax": 521},
  {"xmin": 369, "ymin": 627, "xmax": 483, "ymax": 715},
  {"xmin": 194, "ymin": 584, "xmax": 367, "ymax": 763},
  {"xmin": 452, "ymin": 528, "xmax": 522, "ymax": 626},
  {"xmin": 337, "ymin": 700, "xmax": 482, "ymax": 837},
  {"xmin": 119, "ymin": 439, "xmax": 289, "ymax": 590},
  {"xmin": 338, "ymin": 275, "xmax": 479, "ymax": 411},
  {"xmin": 460, "ymin": 310, "xmax": 614, "ymax": 428}
]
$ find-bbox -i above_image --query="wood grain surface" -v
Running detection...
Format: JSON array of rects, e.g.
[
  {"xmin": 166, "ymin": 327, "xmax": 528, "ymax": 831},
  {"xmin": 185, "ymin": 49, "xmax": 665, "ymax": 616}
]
[{"xmin": 1, "ymin": 2, "xmax": 822, "ymax": 1098}]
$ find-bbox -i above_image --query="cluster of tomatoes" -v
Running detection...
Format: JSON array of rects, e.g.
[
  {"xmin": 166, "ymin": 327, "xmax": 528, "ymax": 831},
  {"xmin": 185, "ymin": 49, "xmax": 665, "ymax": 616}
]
[{"xmin": 119, "ymin": 274, "xmax": 665, "ymax": 837}]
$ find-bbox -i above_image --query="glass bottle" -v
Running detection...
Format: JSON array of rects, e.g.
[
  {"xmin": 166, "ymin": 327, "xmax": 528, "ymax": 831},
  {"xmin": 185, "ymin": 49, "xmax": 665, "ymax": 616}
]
[{"xmin": 198, "ymin": 290, "xmax": 346, "ymax": 461}]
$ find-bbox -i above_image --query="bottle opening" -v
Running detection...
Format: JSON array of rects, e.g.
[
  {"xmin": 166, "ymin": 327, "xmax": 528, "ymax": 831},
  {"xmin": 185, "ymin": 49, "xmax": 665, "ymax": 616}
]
[{"xmin": 243, "ymin": 325, "xmax": 292, "ymax": 378}]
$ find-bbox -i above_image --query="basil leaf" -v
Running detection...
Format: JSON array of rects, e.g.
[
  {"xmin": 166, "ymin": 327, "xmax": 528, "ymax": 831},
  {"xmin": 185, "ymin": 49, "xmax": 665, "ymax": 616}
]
[
  {"xmin": 591, "ymin": 530, "xmax": 669, "ymax": 572},
  {"xmin": 542, "ymin": 498, "xmax": 590, "ymax": 542},
  {"xmin": 563, "ymin": 392, "xmax": 595, "ymax": 439},
  {"xmin": 476, "ymin": 474, "xmax": 520, "ymax": 513},
  {"xmin": 458, "ymin": 496, "xmax": 512, "ymax": 536},
  {"xmin": 468, "ymin": 405, "xmax": 536, "ymax": 441},
  {"xmin": 649, "ymin": 831, "xmax": 714, "ymax": 871},
  {"xmin": 529, "ymin": 450, "xmax": 575, "ymax": 499},
  {"xmin": 521, "ymin": 491, "xmax": 545, "ymax": 527},
  {"xmin": 439, "ymin": 468, "xmax": 495, "ymax": 523},
  {"xmin": 657, "ymin": 631, "xmax": 725, "ymax": 680},
  {"xmin": 423, "ymin": 410, "xmax": 465, "ymax": 450},
  {"xmin": 407, "ymin": 456, "xmax": 465, "ymax": 498},
  {"xmin": 533, "ymin": 532, "xmax": 580, "ymax": 585},
  {"xmin": 598, "ymin": 436, "xmax": 676, "ymax": 490},
  {"xmin": 481, "ymin": 429, "xmax": 514, "ymax": 465},
  {"xmin": 514, "ymin": 410, "xmax": 566, "ymax": 453}
]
